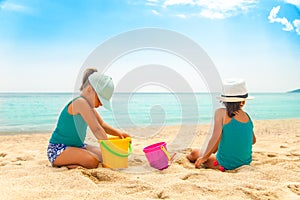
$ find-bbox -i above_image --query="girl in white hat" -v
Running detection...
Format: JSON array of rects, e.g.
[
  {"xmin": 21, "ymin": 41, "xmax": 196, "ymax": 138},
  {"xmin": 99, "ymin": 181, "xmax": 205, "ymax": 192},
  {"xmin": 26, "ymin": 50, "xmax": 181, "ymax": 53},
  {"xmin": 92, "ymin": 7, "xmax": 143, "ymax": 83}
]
[
  {"xmin": 47, "ymin": 68, "xmax": 130, "ymax": 169},
  {"xmin": 187, "ymin": 79, "xmax": 256, "ymax": 171}
]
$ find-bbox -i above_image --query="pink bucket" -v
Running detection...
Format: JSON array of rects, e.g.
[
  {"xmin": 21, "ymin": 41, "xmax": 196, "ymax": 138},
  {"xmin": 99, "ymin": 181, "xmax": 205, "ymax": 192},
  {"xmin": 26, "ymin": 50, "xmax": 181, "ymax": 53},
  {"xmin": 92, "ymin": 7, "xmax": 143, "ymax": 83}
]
[{"xmin": 143, "ymin": 142, "xmax": 170, "ymax": 170}]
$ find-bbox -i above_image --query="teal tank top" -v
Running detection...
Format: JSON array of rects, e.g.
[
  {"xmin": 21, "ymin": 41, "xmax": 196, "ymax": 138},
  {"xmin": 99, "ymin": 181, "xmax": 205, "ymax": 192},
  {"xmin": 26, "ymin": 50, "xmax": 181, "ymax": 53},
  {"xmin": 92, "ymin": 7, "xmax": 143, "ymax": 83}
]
[
  {"xmin": 49, "ymin": 97, "xmax": 88, "ymax": 147},
  {"xmin": 216, "ymin": 113, "xmax": 254, "ymax": 170}
]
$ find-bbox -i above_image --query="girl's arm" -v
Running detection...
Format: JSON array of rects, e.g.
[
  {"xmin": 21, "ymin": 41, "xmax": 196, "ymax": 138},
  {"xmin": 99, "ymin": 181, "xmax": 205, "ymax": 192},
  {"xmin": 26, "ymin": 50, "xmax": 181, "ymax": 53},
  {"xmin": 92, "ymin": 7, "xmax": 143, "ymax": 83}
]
[
  {"xmin": 70, "ymin": 98, "xmax": 108, "ymax": 140},
  {"xmin": 195, "ymin": 108, "xmax": 224, "ymax": 168},
  {"xmin": 93, "ymin": 109, "xmax": 130, "ymax": 139}
]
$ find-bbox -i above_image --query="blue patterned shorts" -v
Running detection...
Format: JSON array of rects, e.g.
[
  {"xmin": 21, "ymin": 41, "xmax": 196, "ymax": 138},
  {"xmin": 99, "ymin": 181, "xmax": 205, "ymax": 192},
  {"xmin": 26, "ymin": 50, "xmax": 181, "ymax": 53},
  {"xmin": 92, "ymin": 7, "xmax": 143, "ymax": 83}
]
[{"xmin": 47, "ymin": 143, "xmax": 87, "ymax": 164}]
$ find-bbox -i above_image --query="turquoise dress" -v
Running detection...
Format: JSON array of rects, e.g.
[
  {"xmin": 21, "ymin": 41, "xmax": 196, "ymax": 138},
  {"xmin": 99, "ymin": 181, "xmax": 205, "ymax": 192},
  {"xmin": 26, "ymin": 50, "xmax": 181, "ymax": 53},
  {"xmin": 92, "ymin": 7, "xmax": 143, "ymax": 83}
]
[
  {"xmin": 216, "ymin": 114, "xmax": 254, "ymax": 170},
  {"xmin": 49, "ymin": 97, "xmax": 88, "ymax": 147}
]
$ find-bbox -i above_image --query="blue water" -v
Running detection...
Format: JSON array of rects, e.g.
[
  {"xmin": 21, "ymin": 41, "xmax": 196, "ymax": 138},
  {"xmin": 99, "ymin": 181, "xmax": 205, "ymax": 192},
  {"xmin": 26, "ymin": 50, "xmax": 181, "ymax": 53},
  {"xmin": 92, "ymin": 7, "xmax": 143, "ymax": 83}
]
[{"xmin": 0, "ymin": 92, "xmax": 299, "ymax": 133}]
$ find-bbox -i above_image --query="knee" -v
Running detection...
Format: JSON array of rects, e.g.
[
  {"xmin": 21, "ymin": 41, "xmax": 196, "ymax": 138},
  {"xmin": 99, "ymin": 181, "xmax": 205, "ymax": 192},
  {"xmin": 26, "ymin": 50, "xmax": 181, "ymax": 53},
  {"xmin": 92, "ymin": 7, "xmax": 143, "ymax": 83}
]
[
  {"xmin": 190, "ymin": 149, "xmax": 201, "ymax": 158},
  {"xmin": 85, "ymin": 155, "xmax": 100, "ymax": 169},
  {"xmin": 187, "ymin": 149, "xmax": 201, "ymax": 162}
]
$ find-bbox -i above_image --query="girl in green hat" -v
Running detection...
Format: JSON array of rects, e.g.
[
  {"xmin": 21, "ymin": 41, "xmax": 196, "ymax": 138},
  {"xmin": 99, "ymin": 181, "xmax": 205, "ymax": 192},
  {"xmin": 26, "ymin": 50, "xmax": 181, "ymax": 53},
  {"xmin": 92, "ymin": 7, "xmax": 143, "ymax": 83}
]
[{"xmin": 47, "ymin": 68, "xmax": 130, "ymax": 169}]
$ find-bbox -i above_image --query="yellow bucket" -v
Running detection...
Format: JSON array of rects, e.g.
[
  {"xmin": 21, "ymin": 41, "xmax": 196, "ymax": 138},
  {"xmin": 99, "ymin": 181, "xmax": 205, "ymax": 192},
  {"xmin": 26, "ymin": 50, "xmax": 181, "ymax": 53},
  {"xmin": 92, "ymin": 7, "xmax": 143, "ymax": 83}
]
[{"xmin": 99, "ymin": 137, "xmax": 132, "ymax": 168}]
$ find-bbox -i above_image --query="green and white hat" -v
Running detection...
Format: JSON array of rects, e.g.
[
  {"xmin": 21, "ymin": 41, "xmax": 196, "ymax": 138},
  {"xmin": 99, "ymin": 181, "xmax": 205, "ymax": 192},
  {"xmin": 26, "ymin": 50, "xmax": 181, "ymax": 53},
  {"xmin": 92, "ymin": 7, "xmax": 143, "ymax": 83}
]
[{"xmin": 88, "ymin": 72, "xmax": 114, "ymax": 110}]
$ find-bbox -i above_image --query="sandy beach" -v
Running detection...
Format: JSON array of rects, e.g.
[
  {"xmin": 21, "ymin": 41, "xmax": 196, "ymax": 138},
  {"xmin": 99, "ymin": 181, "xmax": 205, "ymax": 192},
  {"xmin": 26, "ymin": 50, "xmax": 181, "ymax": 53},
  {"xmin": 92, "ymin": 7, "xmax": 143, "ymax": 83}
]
[{"xmin": 0, "ymin": 119, "xmax": 300, "ymax": 200}]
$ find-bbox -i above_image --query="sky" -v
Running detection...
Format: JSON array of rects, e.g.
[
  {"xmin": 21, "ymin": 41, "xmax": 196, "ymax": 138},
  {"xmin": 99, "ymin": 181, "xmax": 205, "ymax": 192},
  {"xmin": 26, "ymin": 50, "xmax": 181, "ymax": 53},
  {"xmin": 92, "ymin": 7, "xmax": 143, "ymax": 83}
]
[{"xmin": 0, "ymin": 0, "xmax": 300, "ymax": 93}]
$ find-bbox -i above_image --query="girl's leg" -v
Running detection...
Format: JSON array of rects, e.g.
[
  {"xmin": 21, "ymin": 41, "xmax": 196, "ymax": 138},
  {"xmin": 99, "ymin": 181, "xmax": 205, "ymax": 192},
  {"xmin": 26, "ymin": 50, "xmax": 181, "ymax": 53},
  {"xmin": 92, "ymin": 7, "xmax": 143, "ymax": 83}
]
[
  {"xmin": 187, "ymin": 149, "xmax": 220, "ymax": 170},
  {"xmin": 186, "ymin": 149, "xmax": 201, "ymax": 163},
  {"xmin": 203, "ymin": 154, "xmax": 220, "ymax": 170},
  {"xmin": 53, "ymin": 147, "xmax": 100, "ymax": 169},
  {"xmin": 85, "ymin": 144, "xmax": 102, "ymax": 162}
]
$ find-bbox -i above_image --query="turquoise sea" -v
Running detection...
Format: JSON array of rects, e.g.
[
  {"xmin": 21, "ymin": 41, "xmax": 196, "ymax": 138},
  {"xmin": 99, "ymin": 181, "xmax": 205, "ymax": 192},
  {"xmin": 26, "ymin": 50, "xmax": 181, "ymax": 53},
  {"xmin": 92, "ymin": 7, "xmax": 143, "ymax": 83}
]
[{"xmin": 0, "ymin": 92, "xmax": 299, "ymax": 133}]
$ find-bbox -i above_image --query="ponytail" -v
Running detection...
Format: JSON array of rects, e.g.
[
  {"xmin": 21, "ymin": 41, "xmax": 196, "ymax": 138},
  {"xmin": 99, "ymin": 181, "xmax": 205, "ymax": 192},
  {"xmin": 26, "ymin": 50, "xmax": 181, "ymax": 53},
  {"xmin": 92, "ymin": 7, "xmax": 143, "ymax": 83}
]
[{"xmin": 80, "ymin": 68, "xmax": 98, "ymax": 91}]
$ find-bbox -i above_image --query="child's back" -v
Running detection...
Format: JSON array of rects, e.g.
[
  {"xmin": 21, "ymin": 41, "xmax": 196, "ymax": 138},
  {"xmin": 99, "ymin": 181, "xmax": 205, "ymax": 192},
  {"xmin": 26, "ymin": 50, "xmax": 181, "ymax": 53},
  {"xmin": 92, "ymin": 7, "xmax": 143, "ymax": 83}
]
[
  {"xmin": 216, "ymin": 109, "xmax": 254, "ymax": 170},
  {"xmin": 187, "ymin": 79, "xmax": 256, "ymax": 171}
]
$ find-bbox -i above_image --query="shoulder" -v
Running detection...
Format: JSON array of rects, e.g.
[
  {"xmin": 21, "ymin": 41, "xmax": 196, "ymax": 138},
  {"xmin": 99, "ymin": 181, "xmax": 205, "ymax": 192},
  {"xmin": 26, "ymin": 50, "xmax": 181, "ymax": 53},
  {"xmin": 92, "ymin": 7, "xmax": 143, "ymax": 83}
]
[
  {"xmin": 214, "ymin": 108, "xmax": 226, "ymax": 122},
  {"xmin": 215, "ymin": 108, "xmax": 226, "ymax": 116},
  {"xmin": 70, "ymin": 97, "xmax": 88, "ymax": 107},
  {"xmin": 69, "ymin": 97, "xmax": 91, "ymax": 115}
]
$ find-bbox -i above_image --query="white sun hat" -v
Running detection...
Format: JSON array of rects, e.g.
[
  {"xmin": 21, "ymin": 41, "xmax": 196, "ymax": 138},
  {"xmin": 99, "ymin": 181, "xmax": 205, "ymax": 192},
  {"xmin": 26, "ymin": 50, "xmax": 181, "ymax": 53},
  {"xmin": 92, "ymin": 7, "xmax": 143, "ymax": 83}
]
[
  {"xmin": 217, "ymin": 79, "xmax": 254, "ymax": 102},
  {"xmin": 88, "ymin": 72, "xmax": 114, "ymax": 110}
]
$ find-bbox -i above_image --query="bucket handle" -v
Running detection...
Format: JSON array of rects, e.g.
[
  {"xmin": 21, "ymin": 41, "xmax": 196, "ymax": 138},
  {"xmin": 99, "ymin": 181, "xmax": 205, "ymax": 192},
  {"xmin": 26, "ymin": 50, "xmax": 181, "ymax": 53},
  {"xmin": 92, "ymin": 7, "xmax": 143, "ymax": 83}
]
[
  {"xmin": 100, "ymin": 141, "xmax": 132, "ymax": 157},
  {"xmin": 160, "ymin": 146, "xmax": 171, "ymax": 160},
  {"xmin": 160, "ymin": 146, "xmax": 176, "ymax": 162}
]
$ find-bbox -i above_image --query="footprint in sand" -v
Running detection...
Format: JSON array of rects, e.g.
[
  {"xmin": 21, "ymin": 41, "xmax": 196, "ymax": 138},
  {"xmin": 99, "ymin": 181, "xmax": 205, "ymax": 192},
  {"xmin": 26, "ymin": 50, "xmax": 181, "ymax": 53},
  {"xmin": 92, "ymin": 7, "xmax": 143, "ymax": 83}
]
[
  {"xmin": 253, "ymin": 152, "xmax": 286, "ymax": 166},
  {"xmin": 288, "ymin": 184, "xmax": 300, "ymax": 195},
  {"xmin": 289, "ymin": 152, "xmax": 300, "ymax": 156},
  {"xmin": 81, "ymin": 169, "xmax": 126, "ymax": 183},
  {"xmin": 0, "ymin": 153, "xmax": 7, "ymax": 166},
  {"xmin": 181, "ymin": 173, "xmax": 200, "ymax": 180},
  {"xmin": 12, "ymin": 156, "xmax": 34, "ymax": 162},
  {"xmin": 0, "ymin": 162, "xmax": 8, "ymax": 167},
  {"xmin": 156, "ymin": 191, "xmax": 169, "ymax": 199},
  {"xmin": 123, "ymin": 181, "xmax": 153, "ymax": 195},
  {"xmin": 81, "ymin": 170, "xmax": 114, "ymax": 182},
  {"xmin": 175, "ymin": 156, "xmax": 195, "ymax": 169},
  {"xmin": 0, "ymin": 153, "xmax": 7, "ymax": 157},
  {"xmin": 267, "ymin": 154, "xmax": 277, "ymax": 158}
]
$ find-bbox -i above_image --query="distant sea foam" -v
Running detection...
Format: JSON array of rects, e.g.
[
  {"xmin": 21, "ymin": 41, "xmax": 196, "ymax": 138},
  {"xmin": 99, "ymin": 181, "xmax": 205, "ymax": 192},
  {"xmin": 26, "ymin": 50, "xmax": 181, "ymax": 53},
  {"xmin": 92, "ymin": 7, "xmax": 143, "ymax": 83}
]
[{"xmin": 0, "ymin": 92, "xmax": 299, "ymax": 133}]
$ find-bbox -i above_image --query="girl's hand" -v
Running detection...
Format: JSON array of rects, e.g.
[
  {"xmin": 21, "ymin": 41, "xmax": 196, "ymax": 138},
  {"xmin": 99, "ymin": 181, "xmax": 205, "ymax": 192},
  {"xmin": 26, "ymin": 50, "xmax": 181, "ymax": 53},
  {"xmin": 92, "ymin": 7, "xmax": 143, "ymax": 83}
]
[
  {"xmin": 118, "ymin": 131, "xmax": 130, "ymax": 139},
  {"xmin": 195, "ymin": 157, "xmax": 207, "ymax": 168}
]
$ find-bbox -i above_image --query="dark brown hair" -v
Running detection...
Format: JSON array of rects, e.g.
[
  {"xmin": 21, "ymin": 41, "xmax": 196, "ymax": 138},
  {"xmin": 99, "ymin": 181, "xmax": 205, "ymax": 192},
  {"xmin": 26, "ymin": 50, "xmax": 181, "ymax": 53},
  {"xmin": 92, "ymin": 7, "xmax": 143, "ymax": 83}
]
[
  {"xmin": 80, "ymin": 68, "xmax": 98, "ymax": 91},
  {"xmin": 223, "ymin": 102, "xmax": 242, "ymax": 118}
]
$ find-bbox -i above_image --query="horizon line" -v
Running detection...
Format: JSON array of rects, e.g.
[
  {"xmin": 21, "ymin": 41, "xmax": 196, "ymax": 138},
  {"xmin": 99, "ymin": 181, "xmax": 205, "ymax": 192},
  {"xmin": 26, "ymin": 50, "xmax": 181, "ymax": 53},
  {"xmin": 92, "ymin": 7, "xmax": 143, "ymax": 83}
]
[{"xmin": 0, "ymin": 91, "xmax": 293, "ymax": 94}]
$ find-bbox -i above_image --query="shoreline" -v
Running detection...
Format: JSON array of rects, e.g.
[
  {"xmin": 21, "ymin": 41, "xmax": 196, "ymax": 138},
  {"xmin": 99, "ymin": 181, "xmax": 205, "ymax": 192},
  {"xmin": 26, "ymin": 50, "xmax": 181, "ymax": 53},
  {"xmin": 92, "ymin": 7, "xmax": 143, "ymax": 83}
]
[
  {"xmin": 1, "ymin": 118, "xmax": 300, "ymax": 135},
  {"xmin": 1, "ymin": 118, "xmax": 300, "ymax": 199}
]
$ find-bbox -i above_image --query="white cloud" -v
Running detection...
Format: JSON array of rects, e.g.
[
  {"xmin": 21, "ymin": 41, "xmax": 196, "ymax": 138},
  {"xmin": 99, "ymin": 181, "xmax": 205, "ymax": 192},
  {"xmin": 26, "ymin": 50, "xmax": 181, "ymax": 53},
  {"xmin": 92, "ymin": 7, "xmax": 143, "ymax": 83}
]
[
  {"xmin": 293, "ymin": 19, "xmax": 300, "ymax": 34},
  {"xmin": 176, "ymin": 14, "xmax": 187, "ymax": 18},
  {"xmin": 197, "ymin": 0, "xmax": 258, "ymax": 19},
  {"xmin": 0, "ymin": 1, "xmax": 29, "ymax": 12},
  {"xmin": 151, "ymin": 0, "xmax": 258, "ymax": 19},
  {"xmin": 268, "ymin": 6, "xmax": 294, "ymax": 32},
  {"xmin": 146, "ymin": 2, "xmax": 156, "ymax": 6},
  {"xmin": 281, "ymin": 18, "xmax": 294, "ymax": 31},
  {"xmin": 283, "ymin": 0, "xmax": 300, "ymax": 8},
  {"xmin": 151, "ymin": 9, "xmax": 160, "ymax": 15},
  {"xmin": 195, "ymin": 0, "xmax": 256, "ymax": 11},
  {"xmin": 199, "ymin": 9, "xmax": 226, "ymax": 19},
  {"xmin": 163, "ymin": 0, "xmax": 195, "ymax": 7},
  {"xmin": 268, "ymin": 5, "xmax": 280, "ymax": 23},
  {"xmin": 146, "ymin": 0, "xmax": 160, "ymax": 6}
]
